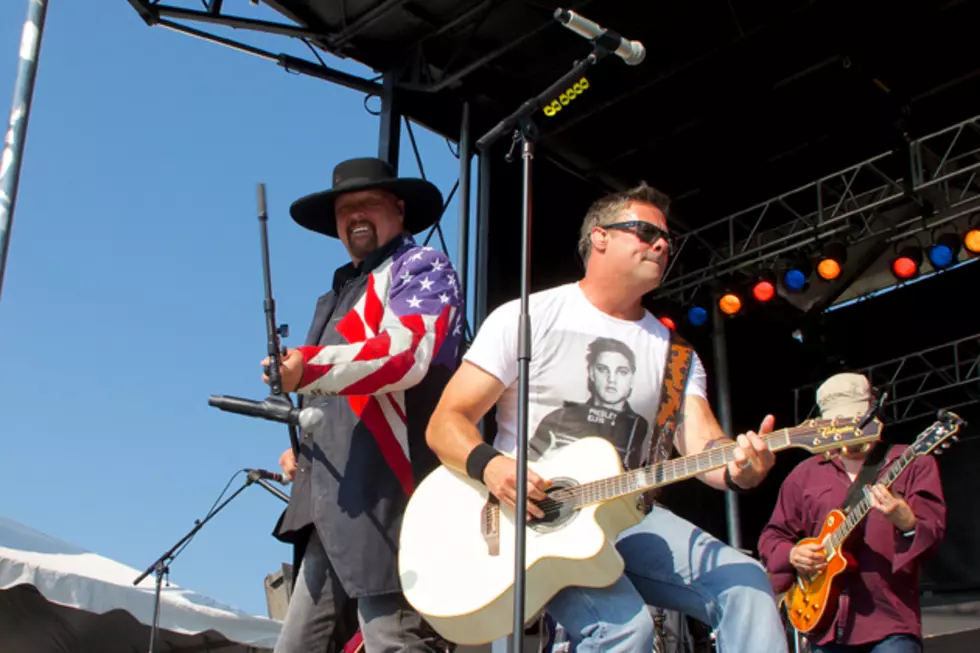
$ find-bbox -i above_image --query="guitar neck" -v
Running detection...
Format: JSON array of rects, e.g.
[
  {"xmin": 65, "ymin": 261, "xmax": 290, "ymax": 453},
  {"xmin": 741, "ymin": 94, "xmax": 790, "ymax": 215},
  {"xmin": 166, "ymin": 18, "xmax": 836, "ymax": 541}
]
[
  {"xmin": 828, "ymin": 446, "xmax": 920, "ymax": 547},
  {"xmin": 551, "ymin": 429, "xmax": 800, "ymax": 509}
]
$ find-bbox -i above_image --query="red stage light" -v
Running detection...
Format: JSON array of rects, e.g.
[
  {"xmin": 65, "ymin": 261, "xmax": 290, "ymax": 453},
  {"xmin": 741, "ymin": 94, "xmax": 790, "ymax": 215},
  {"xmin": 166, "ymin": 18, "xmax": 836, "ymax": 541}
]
[
  {"xmin": 752, "ymin": 280, "xmax": 775, "ymax": 302},
  {"xmin": 892, "ymin": 257, "xmax": 917, "ymax": 279},
  {"xmin": 890, "ymin": 248, "xmax": 922, "ymax": 279},
  {"xmin": 890, "ymin": 245, "xmax": 922, "ymax": 280},
  {"xmin": 660, "ymin": 316, "xmax": 676, "ymax": 330}
]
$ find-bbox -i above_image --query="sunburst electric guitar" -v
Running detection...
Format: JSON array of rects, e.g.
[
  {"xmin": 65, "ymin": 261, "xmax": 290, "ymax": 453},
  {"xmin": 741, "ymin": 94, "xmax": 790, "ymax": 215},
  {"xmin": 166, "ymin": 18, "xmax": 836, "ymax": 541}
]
[
  {"xmin": 398, "ymin": 415, "xmax": 883, "ymax": 645},
  {"xmin": 783, "ymin": 410, "xmax": 965, "ymax": 634}
]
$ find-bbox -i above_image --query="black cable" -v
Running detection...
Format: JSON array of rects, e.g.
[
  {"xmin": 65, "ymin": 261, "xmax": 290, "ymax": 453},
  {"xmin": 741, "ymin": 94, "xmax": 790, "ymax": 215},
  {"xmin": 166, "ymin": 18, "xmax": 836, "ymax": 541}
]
[{"xmin": 168, "ymin": 468, "xmax": 248, "ymax": 564}]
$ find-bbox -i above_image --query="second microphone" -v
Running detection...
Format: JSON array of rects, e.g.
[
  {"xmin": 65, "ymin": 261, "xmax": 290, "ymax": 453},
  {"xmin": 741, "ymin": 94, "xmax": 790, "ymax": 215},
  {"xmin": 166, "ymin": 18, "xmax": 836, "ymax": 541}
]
[{"xmin": 208, "ymin": 395, "xmax": 325, "ymax": 431}]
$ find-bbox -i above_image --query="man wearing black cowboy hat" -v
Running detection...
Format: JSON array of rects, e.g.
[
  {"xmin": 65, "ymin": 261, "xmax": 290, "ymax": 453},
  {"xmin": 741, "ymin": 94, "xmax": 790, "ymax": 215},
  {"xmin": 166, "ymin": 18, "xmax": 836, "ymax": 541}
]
[{"xmin": 262, "ymin": 157, "xmax": 465, "ymax": 653}]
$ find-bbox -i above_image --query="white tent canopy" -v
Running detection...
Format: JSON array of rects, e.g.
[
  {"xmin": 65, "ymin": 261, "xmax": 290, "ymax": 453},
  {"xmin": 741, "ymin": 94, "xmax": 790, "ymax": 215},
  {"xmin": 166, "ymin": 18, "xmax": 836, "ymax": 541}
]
[{"xmin": 0, "ymin": 517, "xmax": 281, "ymax": 652}]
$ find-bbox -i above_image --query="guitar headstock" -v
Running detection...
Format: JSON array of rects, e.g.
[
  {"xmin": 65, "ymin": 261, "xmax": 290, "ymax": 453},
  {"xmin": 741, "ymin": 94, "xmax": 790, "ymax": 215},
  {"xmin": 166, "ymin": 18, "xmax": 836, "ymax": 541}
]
[
  {"xmin": 789, "ymin": 415, "xmax": 884, "ymax": 457},
  {"xmin": 911, "ymin": 410, "xmax": 967, "ymax": 457}
]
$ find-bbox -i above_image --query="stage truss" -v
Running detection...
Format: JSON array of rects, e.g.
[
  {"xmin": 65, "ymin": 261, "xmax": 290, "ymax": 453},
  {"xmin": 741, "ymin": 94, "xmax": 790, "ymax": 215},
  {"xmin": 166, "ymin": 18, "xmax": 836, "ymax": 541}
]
[
  {"xmin": 792, "ymin": 332, "xmax": 980, "ymax": 428},
  {"xmin": 660, "ymin": 112, "xmax": 980, "ymax": 305}
]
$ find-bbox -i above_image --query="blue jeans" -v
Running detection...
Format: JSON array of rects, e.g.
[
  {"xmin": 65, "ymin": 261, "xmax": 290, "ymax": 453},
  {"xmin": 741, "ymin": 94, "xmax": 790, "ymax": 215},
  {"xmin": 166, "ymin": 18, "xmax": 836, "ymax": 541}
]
[
  {"xmin": 812, "ymin": 635, "xmax": 922, "ymax": 653},
  {"xmin": 544, "ymin": 505, "xmax": 787, "ymax": 653}
]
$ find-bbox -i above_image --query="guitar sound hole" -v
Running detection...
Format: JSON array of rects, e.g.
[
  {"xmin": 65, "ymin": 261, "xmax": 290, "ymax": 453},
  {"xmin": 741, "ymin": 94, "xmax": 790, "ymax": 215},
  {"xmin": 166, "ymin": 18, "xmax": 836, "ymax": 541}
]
[{"xmin": 528, "ymin": 477, "xmax": 579, "ymax": 533}]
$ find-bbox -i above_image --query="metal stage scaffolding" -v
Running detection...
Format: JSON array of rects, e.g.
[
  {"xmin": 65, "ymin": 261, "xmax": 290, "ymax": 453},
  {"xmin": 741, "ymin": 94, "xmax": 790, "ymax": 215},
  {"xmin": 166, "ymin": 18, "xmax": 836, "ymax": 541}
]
[
  {"xmin": 793, "ymin": 332, "xmax": 980, "ymax": 428},
  {"xmin": 658, "ymin": 111, "xmax": 980, "ymax": 306}
]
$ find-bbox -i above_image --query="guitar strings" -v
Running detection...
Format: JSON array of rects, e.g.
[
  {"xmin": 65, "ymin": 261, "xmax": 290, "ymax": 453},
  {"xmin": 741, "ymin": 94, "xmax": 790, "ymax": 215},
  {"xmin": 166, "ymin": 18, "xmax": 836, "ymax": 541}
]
[{"xmin": 518, "ymin": 417, "xmax": 868, "ymax": 521}]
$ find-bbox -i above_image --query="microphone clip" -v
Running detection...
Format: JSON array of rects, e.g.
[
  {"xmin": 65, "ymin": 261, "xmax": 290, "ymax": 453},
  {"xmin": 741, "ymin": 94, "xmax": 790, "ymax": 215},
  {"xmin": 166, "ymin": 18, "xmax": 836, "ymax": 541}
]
[{"xmin": 505, "ymin": 117, "xmax": 539, "ymax": 163}]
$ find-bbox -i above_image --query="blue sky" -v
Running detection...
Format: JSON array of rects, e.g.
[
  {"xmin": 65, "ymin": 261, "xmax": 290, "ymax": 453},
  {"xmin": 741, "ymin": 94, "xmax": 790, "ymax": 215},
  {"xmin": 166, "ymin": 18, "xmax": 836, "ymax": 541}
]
[{"xmin": 0, "ymin": 1, "xmax": 473, "ymax": 617}]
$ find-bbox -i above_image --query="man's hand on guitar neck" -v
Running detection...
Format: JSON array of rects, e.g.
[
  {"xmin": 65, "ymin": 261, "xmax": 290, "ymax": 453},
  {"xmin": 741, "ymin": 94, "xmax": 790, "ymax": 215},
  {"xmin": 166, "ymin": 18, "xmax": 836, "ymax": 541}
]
[
  {"xmin": 867, "ymin": 483, "xmax": 918, "ymax": 532},
  {"xmin": 726, "ymin": 414, "xmax": 778, "ymax": 490},
  {"xmin": 483, "ymin": 457, "xmax": 550, "ymax": 520}
]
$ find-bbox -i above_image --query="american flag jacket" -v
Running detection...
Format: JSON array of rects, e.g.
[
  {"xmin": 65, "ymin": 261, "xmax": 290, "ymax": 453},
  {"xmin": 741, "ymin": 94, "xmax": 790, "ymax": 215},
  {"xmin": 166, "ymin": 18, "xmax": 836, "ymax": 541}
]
[{"xmin": 275, "ymin": 233, "xmax": 464, "ymax": 598}]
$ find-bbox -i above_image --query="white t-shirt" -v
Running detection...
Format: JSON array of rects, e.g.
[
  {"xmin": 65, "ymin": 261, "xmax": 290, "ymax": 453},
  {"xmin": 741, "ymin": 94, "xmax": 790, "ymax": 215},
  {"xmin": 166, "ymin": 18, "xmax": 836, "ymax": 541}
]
[{"xmin": 464, "ymin": 282, "xmax": 708, "ymax": 465}]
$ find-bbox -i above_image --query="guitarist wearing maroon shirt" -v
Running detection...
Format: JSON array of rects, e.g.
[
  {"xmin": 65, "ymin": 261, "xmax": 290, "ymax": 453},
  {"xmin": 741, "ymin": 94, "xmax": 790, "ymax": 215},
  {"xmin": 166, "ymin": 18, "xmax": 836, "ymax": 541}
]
[{"xmin": 758, "ymin": 373, "xmax": 947, "ymax": 653}]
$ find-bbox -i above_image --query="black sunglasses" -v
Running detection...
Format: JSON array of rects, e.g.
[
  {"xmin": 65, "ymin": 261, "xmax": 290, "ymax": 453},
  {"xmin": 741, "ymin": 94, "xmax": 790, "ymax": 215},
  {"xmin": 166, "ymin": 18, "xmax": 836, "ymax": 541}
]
[{"xmin": 602, "ymin": 221, "xmax": 674, "ymax": 252}]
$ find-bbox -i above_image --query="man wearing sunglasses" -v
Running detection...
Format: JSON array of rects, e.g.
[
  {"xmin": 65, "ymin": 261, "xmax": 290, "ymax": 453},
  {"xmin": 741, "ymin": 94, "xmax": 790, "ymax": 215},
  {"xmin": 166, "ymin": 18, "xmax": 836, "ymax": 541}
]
[{"xmin": 425, "ymin": 181, "xmax": 788, "ymax": 652}]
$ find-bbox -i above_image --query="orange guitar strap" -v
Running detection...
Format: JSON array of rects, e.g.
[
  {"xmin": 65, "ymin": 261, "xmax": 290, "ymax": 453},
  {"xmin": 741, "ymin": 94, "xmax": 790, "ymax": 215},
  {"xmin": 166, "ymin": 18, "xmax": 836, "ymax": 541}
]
[{"xmin": 637, "ymin": 331, "xmax": 694, "ymax": 513}]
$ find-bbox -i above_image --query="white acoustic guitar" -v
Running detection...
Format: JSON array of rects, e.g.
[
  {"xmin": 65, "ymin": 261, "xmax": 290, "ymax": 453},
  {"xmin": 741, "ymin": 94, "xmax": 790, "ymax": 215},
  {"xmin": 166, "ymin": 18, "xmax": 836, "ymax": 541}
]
[{"xmin": 398, "ymin": 416, "xmax": 883, "ymax": 646}]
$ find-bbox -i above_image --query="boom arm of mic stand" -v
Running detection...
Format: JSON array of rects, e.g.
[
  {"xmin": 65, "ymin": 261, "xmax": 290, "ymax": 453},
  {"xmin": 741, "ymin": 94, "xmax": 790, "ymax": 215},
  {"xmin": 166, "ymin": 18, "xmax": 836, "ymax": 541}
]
[
  {"xmin": 473, "ymin": 43, "xmax": 619, "ymax": 653},
  {"xmin": 133, "ymin": 473, "xmax": 263, "ymax": 653},
  {"xmin": 475, "ymin": 45, "xmax": 613, "ymax": 152},
  {"xmin": 133, "ymin": 478, "xmax": 252, "ymax": 586}
]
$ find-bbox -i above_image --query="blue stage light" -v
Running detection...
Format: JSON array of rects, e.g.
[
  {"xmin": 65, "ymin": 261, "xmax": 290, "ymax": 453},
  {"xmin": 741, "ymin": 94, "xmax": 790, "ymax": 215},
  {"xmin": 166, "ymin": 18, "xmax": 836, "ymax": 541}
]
[
  {"xmin": 929, "ymin": 245, "xmax": 953, "ymax": 268},
  {"xmin": 784, "ymin": 269, "xmax": 807, "ymax": 292},
  {"xmin": 929, "ymin": 234, "xmax": 960, "ymax": 269},
  {"xmin": 687, "ymin": 306, "xmax": 708, "ymax": 326}
]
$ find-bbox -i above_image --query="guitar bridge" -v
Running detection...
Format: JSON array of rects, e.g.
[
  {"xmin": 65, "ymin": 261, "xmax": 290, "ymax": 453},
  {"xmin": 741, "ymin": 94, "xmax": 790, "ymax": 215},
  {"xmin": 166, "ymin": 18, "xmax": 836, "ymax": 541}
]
[{"xmin": 481, "ymin": 495, "xmax": 500, "ymax": 557}]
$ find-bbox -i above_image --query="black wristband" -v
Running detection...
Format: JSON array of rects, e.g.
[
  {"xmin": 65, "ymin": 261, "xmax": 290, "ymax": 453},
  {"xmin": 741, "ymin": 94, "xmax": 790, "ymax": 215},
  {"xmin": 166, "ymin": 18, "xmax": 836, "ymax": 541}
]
[
  {"xmin": 725, "ymin": 467, "xmax": 752, "ymax": 494},
  {"xmin": 466, "ymin": 443, "xmax": 502, "ymax": 483}
]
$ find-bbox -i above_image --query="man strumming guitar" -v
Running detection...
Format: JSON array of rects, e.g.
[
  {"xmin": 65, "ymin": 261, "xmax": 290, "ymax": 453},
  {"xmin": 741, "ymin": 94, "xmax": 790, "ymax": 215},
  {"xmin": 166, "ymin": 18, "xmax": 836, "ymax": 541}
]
[
  {"xmin": 758, "ymin": 372, "xmax": 947, "ymax": 653},
  {"xmin": 425, "ymin": 181, "xmax": 789, "ymax": 653}
]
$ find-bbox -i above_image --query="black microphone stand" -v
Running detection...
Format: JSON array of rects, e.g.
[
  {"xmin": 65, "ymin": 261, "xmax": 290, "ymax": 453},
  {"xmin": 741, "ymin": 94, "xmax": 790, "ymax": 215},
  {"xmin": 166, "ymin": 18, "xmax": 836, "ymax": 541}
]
[
  {"xmin": 257, "ymin": 183, "xmax": 302, "ymax": 459},
  {"xmin": 133, "ymin": 472, "xmax": 289, "ymax": 653},
  {"xmin": 474, "ymin": 40, "xmax": 618, "ymax": 653}
]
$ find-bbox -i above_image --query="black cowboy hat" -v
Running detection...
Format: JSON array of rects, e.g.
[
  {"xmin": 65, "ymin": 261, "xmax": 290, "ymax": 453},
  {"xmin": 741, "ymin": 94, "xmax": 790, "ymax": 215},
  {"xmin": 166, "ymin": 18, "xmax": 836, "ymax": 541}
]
[{"xmin": 289, "ymin": 157, "xmax": 444, "ymax": 238}]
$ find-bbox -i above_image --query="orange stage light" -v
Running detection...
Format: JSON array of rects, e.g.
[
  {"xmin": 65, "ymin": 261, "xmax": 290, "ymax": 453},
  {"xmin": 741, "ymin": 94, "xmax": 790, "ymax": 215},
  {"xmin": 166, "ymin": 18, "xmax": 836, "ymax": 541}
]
[
  {"xmin": 817, "ymin": 258, "xmax": 841, "ymax": 280},
  {"xmin": 816, "ymin": 242, "xmax": 847, "ymax": 281},
  {"xmin": 965, "ymin": 228, "xmax": 980, "ymax": 254},
  {"xmin": 718, "ymin": 292, "xmax": 742, "ymax": 315}
]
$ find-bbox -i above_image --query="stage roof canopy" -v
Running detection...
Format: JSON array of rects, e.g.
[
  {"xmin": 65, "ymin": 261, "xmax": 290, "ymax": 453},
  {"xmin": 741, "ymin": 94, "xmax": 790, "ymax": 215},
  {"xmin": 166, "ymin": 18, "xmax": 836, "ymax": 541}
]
[
  {"xmin": 130, "ymin": 0, "xmax": 980, "ymax": 306},
  {"xmin": 248, "ymin": 0, "xmax": 980, "ymax": 203}
]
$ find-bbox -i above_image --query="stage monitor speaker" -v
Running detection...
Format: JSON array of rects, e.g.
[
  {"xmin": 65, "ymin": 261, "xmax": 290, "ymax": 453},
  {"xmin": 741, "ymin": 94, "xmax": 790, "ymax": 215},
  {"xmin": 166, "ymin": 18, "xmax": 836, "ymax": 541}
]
[{"xmin": 264, "ymin": 562, "xmax": 294, "ymax": 620}]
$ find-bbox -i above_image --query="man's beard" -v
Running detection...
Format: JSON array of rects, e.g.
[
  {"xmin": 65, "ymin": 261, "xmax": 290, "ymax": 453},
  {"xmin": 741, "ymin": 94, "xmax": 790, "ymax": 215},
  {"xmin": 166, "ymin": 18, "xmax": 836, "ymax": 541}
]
[{"xmin": 348, "ymin": 223, "xmax": 379, "ymax": 259}]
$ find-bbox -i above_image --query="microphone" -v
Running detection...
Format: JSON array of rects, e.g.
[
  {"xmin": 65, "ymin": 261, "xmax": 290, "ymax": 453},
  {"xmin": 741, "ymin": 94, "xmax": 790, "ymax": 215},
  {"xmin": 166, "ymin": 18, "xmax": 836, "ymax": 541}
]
[
  {"xmin": 247, "ymin": 468, "xmax": 289, "ymax": 484},
  {"xmin": 208, "ymin": 395, "xmax": 325, "ymax": 431},
  {"xmin": 554, "ymin": 8, "xmax": 646, "ymax": 66}
]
